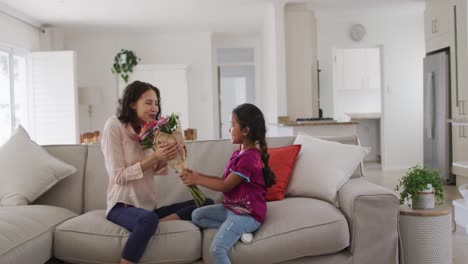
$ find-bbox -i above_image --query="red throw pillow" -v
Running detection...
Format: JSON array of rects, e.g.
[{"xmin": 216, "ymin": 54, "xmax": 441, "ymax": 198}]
[{"xmin": 266, "ymin": 144, "xmax": 302, "ymax": 201}]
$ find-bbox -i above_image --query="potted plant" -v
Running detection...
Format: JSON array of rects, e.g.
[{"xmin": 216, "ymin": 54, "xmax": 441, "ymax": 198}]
[{"xmin": 395, "ymin": 165, "xmax": 444, "ymax": 209}]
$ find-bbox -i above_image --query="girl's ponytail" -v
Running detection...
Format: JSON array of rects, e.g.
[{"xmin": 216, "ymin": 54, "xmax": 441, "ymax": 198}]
[{"xmin": 258, "ymin": 138, "xmax": 276, "ymax": 188}]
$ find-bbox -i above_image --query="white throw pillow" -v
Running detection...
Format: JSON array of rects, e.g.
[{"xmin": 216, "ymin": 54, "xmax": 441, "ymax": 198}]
[
  {"xmin": 0, "ymin": 126, "xmax": 76, "ymax": 206},
  {"xmin": 286, "ymin": 134, "xmax": 369, "ymax": 205}
]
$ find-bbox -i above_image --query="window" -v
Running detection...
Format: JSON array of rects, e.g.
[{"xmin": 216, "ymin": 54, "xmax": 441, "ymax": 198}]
[{"xmin": 0, "ymin": 47, "xmax": 28, "ymax": 145}]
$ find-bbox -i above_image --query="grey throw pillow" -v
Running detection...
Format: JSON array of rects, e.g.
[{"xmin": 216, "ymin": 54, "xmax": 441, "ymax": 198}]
[{"xmin": 0, "ymin": 126, "xmax": 76, "ymax": 206}]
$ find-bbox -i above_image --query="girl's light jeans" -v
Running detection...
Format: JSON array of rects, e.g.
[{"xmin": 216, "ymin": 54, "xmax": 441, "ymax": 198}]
[{"xmin": 192, "ymin": 204, "xmax": 261, "ymax": 264}]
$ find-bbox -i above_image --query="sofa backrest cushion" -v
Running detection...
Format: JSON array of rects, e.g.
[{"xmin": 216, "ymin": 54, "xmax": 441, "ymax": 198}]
[
  {"xmin": 34, "ymin": 145, "xmax": 87, "ymax": 214},
  {"xmin": 265, "ymin": 135, "xmax": 363, "ymax": 178},
  {"xmin": 82, "ymin": 137, "xmax": 298, "ymax": 211},
  {"xmin": 323, "ymin": 136, "xmax": 364, "ymax": 178},
  {"xmin": 78, "ymin": 135, "xmax": 363, "ymax": 213},
  {"xmin": 155, "ymin": 137, "xmax": 300, "ymax": 207},
  {"xmin": 156, "ymin": 139, "xmax": 238, "ymax": 206},
  {"xmin": 84, "ymin": 144, "xmax": 108, "ymax": 212},
  {"xmin": 286, "ymin": 134, "xmax": 369, "ymax": 205}
]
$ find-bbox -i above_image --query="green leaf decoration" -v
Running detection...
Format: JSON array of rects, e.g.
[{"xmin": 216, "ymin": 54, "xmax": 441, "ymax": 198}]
[{"xmin": 111, "ymin": 49, "xmax": 141, "ymax": 84}]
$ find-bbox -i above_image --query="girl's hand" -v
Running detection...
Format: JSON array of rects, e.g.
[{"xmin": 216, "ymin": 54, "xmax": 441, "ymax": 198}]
[
  {"xmin": 181, "ymin": 169, "xmax": 199, "ymax": 186},
  {"xmin": 152, "ymin": 142, "xmax": 179, "ymax": 161}
]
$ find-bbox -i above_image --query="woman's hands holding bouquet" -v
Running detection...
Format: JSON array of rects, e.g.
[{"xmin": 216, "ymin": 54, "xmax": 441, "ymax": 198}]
[{"xmin": 151, "ymin": 142, "xmax": 180, "ymax": 161}]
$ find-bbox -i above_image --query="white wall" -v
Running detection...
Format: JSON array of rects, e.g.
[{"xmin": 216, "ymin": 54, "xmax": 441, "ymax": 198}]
[
  {"xmin": 63, "ymin": 30, "xmax": 215, "ymax": 140},
  {"xmin": 316, "ymin": 6, "xmax": 425, "ymax": 170},
  {"xmin": 0, "ymin": 12, "xmax": 40, "ymax": 50}
]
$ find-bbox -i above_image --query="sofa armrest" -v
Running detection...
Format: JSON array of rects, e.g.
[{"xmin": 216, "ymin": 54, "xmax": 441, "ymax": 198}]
[{"xmin": 338, "ymin": 178, "xmax": 399, "ymax": 264}]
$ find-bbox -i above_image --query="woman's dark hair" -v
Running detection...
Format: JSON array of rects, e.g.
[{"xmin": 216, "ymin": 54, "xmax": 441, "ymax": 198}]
[
  {"xmin": 232, "ymin": 103, "xmax": 276, "ymax": 188},
  {"xmin": 116, "ymin": 80, "xmax": 161, "ymax": 124}
]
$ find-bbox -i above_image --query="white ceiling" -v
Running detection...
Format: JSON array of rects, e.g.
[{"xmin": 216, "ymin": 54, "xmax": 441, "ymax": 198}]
[
  {"xmin": 0, "ymin": 0, "xmax": 425, "ymax": 33},
  {"xmin": 0, "ymin": 0, "xmax": 271, "ymax": 33}
]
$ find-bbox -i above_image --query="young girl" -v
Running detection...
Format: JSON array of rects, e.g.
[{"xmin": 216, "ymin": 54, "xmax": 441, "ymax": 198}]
[
  {"xmin": 181, "ymin": 103, "xmax": 275, "ymax": 264},
  {"xmin": 102, "ymin": 80, "xmax": 213, "ymax": 264}
]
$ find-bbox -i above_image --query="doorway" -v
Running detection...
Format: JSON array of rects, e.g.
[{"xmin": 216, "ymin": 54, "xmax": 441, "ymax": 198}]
[
  {"xmin": 217, "ymin": 48, "xmax": 256, "ymax": 139},
  {"xmin": 333, "ymin": 47, "xmax": 384, "ymax": 164}
]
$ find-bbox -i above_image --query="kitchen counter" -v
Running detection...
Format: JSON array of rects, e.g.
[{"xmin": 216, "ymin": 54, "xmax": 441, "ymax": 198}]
[
  {"xmin": 346, "ymin": 112, "xmax": 381, "ymax": 119},
  {"xmin": 275, "ymin": 120, "xmax": 358, "ymax": 127},
  {"xmin": 267, "ymin": 120, "xmax": 358, "ymax": 137},
  {"xmin": 345, "ymin": 113, "xmax": 381, "ymax": 162}
]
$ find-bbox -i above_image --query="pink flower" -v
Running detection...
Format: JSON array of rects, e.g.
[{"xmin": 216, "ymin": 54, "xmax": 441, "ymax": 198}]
[
  {"xmin": 138, "ymin": 131, "xmax": 149, "ymax": 142},
  {"xmin": 138, "ymin": 121, "xmax": 157, "ymax": 141},
  {"xmin": 156, "ymin": 116, "xmax": 169, "ymax": 127}
]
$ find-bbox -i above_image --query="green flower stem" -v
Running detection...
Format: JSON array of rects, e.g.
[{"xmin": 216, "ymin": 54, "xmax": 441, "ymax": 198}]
[
  {"xmin": 189, "ymin": 185, "xmax": 206, "ymax": 207},
  {"xmin": 191, "ymin": 188, "xmax": 203, "ymax": 204}
]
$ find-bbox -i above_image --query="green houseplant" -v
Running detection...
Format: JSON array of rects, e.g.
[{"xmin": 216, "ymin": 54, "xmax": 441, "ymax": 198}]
[
  {"xmin": 395, "ymin": 165, "xmax": 444, "ymax": 208},
  {"xmin": 111, "ymin": 49, "xmax": 141, "ymax": 83}
]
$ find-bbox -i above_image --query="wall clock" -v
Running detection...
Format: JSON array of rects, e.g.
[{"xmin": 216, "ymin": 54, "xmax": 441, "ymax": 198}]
[{"xmin": 350, "ymin": 24, "xmax": 366, "ymax": 42}]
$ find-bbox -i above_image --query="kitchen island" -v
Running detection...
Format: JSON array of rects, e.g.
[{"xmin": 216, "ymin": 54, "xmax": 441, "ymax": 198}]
[{"xmin": 267, "ymin": 119, "xmax": 358, "ymax": 137}]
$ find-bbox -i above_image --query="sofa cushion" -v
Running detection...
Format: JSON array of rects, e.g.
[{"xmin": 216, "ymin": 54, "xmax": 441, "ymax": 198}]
[
  {"xmin": 266, "ymin": 144, "xmax": 302, "ymax": 201},
  {"xmin": 321, "ymin": 135, "xmax": 364, "ymax": 178},
  {"xmin": 202, "ymin": 198, "xmax": 350, "ymax": 263},
  {"xmin": 268, "ymin": 136, "xmax": 364, "ymax": 178},
  {"xmin": 0, "ymin": 205, "xmax": 77, "ymax": 264},
  {"xmin": 54, "ymin": 210, "xmax": 202, "ymax": 264},
  {"xmin": 287, "ymin": 134, "xmax": 369, "ymax": 205},
  {"xmin": 83, "ymin": 144, "xmax": 108, "ymax": 212},
  {"xmin": 34, "ymin": 145, "xmax": 87, "ymax": 214},
  {"xmin": 0, "ymin": 126, "xmax": 77, "ymax": 206}
]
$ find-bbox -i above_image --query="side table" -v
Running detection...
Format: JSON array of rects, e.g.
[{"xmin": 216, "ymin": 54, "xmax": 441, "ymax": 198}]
[{"xmin": 399, "ymin": 205, "xmax": 452, "ymax": 264}]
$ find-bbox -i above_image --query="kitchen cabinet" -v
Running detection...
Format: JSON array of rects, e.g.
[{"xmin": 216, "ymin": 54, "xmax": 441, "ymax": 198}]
[
  {"xmin": 425, "ymin": 0, "xmax": 454, "ymax": 52},
  {"xmin": 455, "ymin": 0, "xmax": 468, "ymax": 118},
  {"xmin": 424, "ymin": 0, "xmax": 466, "ymax": 118}
]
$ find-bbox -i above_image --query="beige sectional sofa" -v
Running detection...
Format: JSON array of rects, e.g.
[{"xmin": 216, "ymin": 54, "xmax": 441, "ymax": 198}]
[{"xmin": 0, "ymin": 136, "xmax": 400, "ymax": 264}]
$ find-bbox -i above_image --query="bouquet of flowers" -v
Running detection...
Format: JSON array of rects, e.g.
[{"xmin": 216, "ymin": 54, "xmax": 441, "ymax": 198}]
[{"xmin": 138, "ymin": 113, "xmax": 206, "ymax": 207}]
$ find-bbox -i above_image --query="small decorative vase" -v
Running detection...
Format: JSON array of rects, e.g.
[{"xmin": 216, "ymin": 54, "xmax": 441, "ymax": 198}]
[{"xmin": 412, "ymin": 185, "xmax": 435, "ymax": 209}]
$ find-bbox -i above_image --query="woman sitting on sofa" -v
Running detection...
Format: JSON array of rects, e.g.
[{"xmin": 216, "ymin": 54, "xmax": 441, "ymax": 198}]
[{"xmin": 101, "ymin": 80, "xmax": 213, "ymax": 264}]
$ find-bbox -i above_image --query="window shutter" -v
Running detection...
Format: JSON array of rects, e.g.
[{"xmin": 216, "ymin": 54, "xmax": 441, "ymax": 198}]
[{"xmin": 30, "ymin": 51, "xmax": 78, "ymax": 144}]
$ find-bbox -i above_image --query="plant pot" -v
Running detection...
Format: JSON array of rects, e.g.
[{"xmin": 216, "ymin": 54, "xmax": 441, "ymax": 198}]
[{"xmin": 412, "ymin": 190, "xmax": 435, "ymax": 209}]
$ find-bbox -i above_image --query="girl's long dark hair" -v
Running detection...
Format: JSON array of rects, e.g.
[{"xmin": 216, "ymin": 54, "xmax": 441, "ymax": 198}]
[
  {"xmin": 232, "ymin": 103, "xmax": 276, "ymax": 188},
  {"xmin": 116, "ymin": 80, "xmax": 161, "ymax": 124}
]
